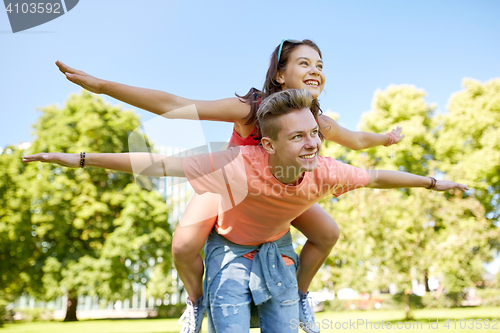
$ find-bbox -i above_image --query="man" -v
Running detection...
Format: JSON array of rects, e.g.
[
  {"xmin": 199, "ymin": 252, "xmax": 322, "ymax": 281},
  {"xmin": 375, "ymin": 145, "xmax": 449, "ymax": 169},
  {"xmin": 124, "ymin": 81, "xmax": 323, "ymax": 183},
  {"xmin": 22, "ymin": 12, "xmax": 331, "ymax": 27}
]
[{"xmin": 23, "ymin": 89, "xmax": 467, "ymax": 333}]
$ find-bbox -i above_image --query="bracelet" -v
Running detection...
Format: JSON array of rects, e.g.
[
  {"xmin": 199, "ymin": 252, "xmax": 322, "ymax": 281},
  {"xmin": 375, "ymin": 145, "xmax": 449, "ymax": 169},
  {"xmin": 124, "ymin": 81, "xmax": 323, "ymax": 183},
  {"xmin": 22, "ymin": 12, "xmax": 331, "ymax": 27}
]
[
  {"xmin": 80, "ymin": 151, "xmax": 86, "ymax": 169},
  {"xmin": 384, "ymin": 132, "xmax": 396, "ymax": 147},
  {"xmin": 426, "ymin": 177, "xmax": 437, "ymax": 190}
]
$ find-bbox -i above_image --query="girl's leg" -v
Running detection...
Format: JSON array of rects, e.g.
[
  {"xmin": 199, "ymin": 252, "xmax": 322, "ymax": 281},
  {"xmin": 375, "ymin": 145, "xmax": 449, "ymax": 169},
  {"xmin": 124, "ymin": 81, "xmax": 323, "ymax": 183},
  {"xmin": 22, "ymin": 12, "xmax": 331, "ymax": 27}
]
[
  {"xmin": 291, "ymin": 203, "xmax": 340, "ymax": 293},
  {"xmin": 172, "ymin": 192, "xmax": 219, "ymax": 302}
]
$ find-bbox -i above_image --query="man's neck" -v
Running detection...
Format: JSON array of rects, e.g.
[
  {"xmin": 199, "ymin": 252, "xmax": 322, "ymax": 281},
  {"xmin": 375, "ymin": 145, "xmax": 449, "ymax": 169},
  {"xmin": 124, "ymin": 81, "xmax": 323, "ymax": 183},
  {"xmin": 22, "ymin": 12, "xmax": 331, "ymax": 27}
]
[{"xmin": 268, "ymin": 155, "xmax": 304, "ymax": 185}]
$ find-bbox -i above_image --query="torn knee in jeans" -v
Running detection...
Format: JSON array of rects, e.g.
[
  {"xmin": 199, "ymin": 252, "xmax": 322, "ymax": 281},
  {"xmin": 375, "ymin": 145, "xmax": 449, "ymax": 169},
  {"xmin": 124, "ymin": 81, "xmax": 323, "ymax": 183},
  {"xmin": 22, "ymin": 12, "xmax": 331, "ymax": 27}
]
[
  {"xmin": 215, "ymin": 301, "xmax": 251, "ymax": 317},
  {"xmin": 281, "ymin": 298, "xmax": 299, "ymax": 307}
]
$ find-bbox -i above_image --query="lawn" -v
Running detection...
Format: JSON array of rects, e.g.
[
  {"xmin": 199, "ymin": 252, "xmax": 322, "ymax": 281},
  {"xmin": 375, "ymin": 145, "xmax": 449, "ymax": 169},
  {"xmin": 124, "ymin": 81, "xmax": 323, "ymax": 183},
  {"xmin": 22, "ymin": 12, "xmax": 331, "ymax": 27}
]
[{"xmin": 2, "ymin": 307, "xmax": 499, "ymax": 332}]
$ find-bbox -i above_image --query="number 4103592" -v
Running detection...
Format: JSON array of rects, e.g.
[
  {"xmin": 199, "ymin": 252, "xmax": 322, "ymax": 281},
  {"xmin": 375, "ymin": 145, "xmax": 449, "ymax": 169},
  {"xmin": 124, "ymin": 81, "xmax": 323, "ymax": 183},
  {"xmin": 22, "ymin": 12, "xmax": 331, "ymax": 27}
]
[
  {"xmin": 444, "ymin": 319, "xmax": 498, "ymax": 330},
  {"xmin": 5, "ymin": 2, "xmax": 61, "ymax": 14}
]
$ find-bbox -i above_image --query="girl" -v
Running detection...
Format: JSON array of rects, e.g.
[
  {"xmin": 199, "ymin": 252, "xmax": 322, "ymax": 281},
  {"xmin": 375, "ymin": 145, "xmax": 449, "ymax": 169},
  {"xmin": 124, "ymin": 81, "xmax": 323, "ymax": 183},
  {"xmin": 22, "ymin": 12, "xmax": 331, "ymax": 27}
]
[{"xmin": 55, "ymin": 39, "xmax": 403, "ymax": 333}]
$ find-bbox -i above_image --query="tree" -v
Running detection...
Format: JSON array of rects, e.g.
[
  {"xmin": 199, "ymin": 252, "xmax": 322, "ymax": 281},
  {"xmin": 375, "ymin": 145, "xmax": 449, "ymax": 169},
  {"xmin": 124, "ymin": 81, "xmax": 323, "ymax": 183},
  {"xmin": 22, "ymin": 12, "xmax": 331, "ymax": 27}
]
[
  {"xmin": 0, "ymin": 146, "xmax": 41, "ymax": 306},
  {"xmin": 4, "ymin": 91, "xmax": 172, "ymax": 321},
  {"xmin": 358, "ymin": 84, "xmax": 436, "ymax": 175},
  {"xmin": 316, "ymin": 84, "xmax": 497, "ymax": 319},
  {"xmin": 319, "ymin": 187, "xmax": 494, "ymax": 318},
  {"xmin": 434, "ymin": 78, "xmax": 500, "ymax": 235}
]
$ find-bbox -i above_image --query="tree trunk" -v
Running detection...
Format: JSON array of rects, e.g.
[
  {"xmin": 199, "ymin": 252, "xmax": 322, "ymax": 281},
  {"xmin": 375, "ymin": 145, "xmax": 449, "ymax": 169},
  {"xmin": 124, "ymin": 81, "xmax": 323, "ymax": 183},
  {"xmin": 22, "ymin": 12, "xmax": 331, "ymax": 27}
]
[
  {"xmin": 63, "ymin": 294, "xmax": 78, "ymax": 322},
  {"xmin": 403, "ymin": 291, "xmax": 413, "ymax": 320},
  {"xmin": 424, "ymin": 269, "xmax": 430, "ymax": 292}
]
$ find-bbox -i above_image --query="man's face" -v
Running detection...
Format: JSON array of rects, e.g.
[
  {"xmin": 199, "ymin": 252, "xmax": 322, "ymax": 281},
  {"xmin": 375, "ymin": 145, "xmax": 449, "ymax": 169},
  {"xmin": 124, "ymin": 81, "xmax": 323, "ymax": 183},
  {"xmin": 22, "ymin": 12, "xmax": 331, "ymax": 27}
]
[{"xmin": 265, "ymin": 108, "xmax": 322, "ymax": 181}]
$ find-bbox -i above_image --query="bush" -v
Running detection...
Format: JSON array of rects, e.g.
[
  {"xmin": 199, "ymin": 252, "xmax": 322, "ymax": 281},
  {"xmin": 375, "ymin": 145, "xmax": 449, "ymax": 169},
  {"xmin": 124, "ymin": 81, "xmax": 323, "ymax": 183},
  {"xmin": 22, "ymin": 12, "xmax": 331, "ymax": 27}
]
[
  {"xmin": 0, "ymin": 303, "xmax": 5, "ymax": 327},
  {"xmin": 377, "ymin": 294, "xmax": 402, "ymax": 310},
  {"xmin": 0, "ymin": 295, "xmax": 15, "ymax": 326},
  {"xmin": 321, "ymin": 291, "xmax": 470, "ymax": 312},
  {"xmin": 154, "ymin": 304, "xmax": 186, "ymax": 319},
  {"xmin": 322, "ymin": 299, "xmax": 346, "ymax": 312},
  {"xmin": 323, "ymin": 295, "xmax": 386, "ymax": 312},
  {"xmin": 476, "ymin": 289, "xmax": 500, "ymax": 307},
  {"xmin": 12, "ymin": 308, "xmax": 54, "ymax": 322},
  {"xmin": 386, "ymin": 292, "xmax": 465, "ymax": 309},
  {"xmin": 476, "ymin": 288, "xmax": 500, "ymax": 298},
  {"xmin": 420, "ymin": 292, "xmax": 464, "ymax": 308}
]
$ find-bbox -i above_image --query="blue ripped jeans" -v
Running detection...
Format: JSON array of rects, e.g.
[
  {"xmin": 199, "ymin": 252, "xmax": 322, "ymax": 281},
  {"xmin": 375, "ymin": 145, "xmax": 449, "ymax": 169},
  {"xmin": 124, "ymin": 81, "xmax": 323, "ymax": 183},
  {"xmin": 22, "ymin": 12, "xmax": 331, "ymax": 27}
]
[{"xmin": 207, "ymin": 256, "xmax": 299, "ymax": 333}]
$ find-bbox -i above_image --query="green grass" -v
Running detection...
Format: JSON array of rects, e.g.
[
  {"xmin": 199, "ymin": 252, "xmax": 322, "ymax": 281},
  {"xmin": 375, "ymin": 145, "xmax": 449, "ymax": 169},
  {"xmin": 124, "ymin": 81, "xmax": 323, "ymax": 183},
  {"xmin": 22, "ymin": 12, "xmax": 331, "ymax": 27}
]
[
  {"xmin": 314, "ymin": 307, "xmax": 500, "ymax": 332},
  {"xmin": 3, "ymin": 307, "xmax": 500, "ymax": 332}
]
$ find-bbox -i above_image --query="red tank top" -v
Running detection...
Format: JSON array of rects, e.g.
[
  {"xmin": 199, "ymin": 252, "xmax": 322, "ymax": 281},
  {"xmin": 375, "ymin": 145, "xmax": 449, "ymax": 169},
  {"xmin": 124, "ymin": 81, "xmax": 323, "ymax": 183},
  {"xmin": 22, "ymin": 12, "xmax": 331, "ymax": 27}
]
[
  {"xmin": 228, "ymin": 127, "xmax": 260, "ymax": 147},
  {"xmin": 228, "ymin": 96, "xmax": 261, "ymax": 147}
]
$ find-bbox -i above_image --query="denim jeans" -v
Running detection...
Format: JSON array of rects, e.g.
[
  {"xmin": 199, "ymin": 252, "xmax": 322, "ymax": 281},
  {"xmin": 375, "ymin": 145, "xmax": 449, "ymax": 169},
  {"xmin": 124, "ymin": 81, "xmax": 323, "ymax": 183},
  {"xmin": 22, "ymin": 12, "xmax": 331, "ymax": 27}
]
[{"xmin": 207, "ymin": 256, "xmax": 299, "ymax": 333}]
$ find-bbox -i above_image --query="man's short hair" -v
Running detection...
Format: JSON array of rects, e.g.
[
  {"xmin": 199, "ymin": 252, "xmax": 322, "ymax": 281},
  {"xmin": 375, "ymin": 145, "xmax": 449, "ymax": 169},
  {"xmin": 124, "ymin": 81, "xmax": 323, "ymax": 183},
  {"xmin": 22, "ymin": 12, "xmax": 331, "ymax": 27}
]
[{"xmin": 257, "ymin": 89, "xmax": 316, "ymax": 140}]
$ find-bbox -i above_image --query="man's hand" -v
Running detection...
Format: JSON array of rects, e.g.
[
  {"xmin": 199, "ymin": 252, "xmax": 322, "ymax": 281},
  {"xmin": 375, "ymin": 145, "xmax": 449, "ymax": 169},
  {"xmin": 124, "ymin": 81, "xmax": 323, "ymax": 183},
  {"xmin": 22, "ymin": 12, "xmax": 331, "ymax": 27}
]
[
  {"xmin": 22, "ymin": 152, "xmax": 80, "ymax": 168},
  {"xmin": 56, "ymin": 61, "xmax": 103, "ymax": 94}
]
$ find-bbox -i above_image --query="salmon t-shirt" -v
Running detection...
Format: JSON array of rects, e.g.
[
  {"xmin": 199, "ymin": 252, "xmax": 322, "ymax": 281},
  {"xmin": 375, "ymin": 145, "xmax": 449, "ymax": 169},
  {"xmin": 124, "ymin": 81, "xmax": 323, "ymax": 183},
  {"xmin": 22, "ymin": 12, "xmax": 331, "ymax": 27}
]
[{"xmin": 183, "ymin": 146, "xmax": 369, "ymax": 247}]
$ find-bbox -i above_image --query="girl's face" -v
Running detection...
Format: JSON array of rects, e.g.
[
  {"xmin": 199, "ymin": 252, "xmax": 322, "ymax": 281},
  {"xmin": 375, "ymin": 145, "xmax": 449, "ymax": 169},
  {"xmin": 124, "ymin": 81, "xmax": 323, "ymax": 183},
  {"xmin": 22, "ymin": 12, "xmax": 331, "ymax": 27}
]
[{"xmin": 275, "ymin": 45, "xmax": 326, "ymax": 99}]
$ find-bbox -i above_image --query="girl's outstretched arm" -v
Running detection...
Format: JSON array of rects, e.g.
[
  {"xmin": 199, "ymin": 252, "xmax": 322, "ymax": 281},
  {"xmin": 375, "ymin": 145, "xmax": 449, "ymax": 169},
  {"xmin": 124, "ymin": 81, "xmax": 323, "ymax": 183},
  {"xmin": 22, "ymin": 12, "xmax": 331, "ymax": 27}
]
[
  {"xmin": 317, "ymin": 114, "xmax": 404, "ymax": 150},
  {"xmin": 56, "ymin": 61, "xmax": 250, "ymax": 123},
  {"xmin": 22, "ymin": 152, "xmax": 185, "ymax": 178}
]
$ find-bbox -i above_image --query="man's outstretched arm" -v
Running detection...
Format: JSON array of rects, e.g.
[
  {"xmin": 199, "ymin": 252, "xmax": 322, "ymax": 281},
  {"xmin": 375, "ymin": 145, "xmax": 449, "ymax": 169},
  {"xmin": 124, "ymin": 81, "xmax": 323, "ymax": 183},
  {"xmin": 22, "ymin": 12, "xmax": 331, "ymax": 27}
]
[{"xmin": 366, "ymin": 170, "xmax": 469, "ymax": 191}]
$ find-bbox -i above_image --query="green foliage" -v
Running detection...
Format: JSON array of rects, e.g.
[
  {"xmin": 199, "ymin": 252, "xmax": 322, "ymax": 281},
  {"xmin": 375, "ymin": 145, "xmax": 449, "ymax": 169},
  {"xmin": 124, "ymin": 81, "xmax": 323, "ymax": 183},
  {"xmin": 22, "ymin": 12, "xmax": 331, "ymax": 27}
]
[
  {"xmin": 146, "ymin": 264, "xmax": 178, "ymax": 300},
  {"xmin": 317, "ymin": 83, "xmax": 499, "ymax": 312},
  {"xmin": 0, "ymin": 148, "xmax": 40, "ymax": 297},
  {"xmin": 391, "ymin": 293, "xmax": 465, "ymax": 309},
  {"xmin": 476, "ymin": 289, "xmax": 500, "ymax": 307},
  {"xmin": 319, "ymin": 188, "xmax": 491, "ymax": 293},
  {"xmin": 322, "ymin": 298, "xmax": 348, "ymax": 312},
  {"xmin": 0, "ymin": 91, "xmax": 172, "ymax": 319},
  {"xmin": 0, "ymin": 300, "xmax": 5, "ymax": 327},
  {"xmin": 154, "ymin": 304, "xmax": 186, "ymax": 319},
  {"xmin": 435, "ymin": 78, "xmax": 500, "ymax": 222},
  {"xmin": 11, "ymin": 308, "xmax": 53, "ymax": 322},
  {"xmin": 476, "ymin": 288, "xmax": 500, "ymax": 298},
  {"xmin": 359, "ymin": 84, "xmax": 436, "ymax": 175},
  {"xmin": 322, "ymin": 292, "xmax": 466, "ymax": 312}
]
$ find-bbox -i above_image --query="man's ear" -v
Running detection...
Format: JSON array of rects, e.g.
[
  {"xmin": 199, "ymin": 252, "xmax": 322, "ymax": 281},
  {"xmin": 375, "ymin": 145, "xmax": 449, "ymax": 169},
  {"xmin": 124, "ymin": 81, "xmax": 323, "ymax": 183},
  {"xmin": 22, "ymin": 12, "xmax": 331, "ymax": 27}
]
[
  {"xmin": 275, "ymin": 71, "xmax": 285, "ymax": 85},
  {"xmin": 261, "ymin": 136, "xmax": 276, "ymax": 154}
]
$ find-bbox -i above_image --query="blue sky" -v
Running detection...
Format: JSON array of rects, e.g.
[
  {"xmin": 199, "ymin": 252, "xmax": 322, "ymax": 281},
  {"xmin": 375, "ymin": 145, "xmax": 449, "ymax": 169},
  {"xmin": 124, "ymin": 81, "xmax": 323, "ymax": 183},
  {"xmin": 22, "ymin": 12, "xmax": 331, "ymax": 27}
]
[
  {"xmin": 1, "ymin": 1, "xmax": 499, "ymax": 271},
  {"xmin": 1, "ymin": 0, "xmax": 499, "ymax": 148}
]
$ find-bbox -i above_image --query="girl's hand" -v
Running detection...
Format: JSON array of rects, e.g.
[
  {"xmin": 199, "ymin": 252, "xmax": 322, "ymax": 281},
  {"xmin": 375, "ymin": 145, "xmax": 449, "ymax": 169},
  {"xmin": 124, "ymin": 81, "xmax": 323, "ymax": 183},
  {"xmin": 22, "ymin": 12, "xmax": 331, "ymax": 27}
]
[
  {"xmin": 433, "ymin": 180, "xmax": 469, "ymax": 191},
  {"xmin": 56, "ymin": 61, "xmax": 103, "ymax": 94},
  {"xmin": 22, "ymin": 153, "xmax": 80, "ymax": 168},
  {"xmin": 389, "ymin": 126, "xmax": 405, "ymax": 144}
]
